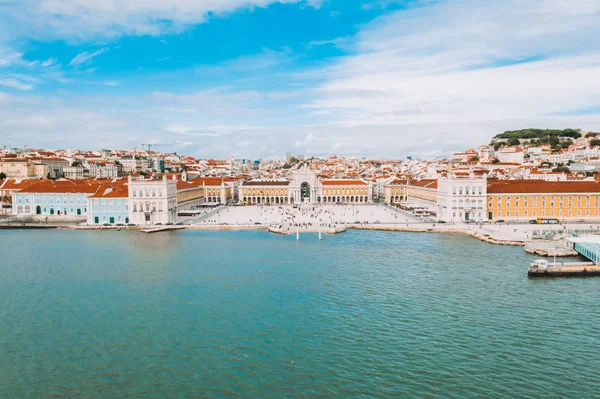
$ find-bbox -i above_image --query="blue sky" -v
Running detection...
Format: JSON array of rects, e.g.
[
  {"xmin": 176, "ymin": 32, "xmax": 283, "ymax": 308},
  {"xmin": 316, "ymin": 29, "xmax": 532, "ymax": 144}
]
[{"xmin": 0, "ymin": 0, "xmax": 599, "ymax": 159}]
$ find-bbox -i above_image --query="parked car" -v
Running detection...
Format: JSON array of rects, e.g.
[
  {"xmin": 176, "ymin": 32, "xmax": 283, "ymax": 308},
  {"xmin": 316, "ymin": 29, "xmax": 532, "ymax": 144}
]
[
  {"xmin": 496, "ymin": 219, "xmax": 505, "ymax": 223},
  {"xmin": 175, "ymin": 222, "xmax": 184, "ymax": 226},
  {"xmin": 126, "ymin": 223, "xmax": 136, "ymax": 227},
  {"xmin": 103, "ymin": 223, "xmax": 111, "ymax": 226},
  {"xmin": 528, "ymin": 220, "xmax": 537, "ymax": 224}
]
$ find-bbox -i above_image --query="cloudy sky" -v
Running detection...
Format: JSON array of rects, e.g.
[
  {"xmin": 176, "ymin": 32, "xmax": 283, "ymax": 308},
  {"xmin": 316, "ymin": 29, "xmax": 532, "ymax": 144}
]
[{"xmin": 0, "ymin": 0, "xmax": 599, "ymax": 159}]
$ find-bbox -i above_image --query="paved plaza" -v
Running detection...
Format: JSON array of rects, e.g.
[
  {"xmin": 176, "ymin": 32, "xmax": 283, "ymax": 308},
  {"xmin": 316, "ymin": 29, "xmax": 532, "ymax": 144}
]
[
  {"xmin": 188, "ymin": 204, "xmax": 417, "ymax": 227},
  {"xmin": 184, "ymin": 204, "xmax": 600, "ymax": 243}
]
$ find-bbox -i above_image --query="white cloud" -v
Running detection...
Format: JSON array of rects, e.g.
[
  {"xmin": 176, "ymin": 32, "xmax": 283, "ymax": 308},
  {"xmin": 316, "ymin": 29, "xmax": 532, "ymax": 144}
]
[
  {"xmin": 0, "ymin": 48, "xmax": 24, "ymax": 67},
  {"xmin": 0, "ymin": 77, "xmax": 34, "ymax": 90},
  {"xmin": 68, "ymin": 47, "xmax": 109, "ymax": 66},
  {"xmin": 2, "ymin": 0, "xmax": 320, "ymax": 40},
  {"xmin": 304, "ymin": 0, "xmax": 600, "ymax": 131},
  {"xmin": 41, "ymin": 58, "xmax": 57, "ymax": 67}
]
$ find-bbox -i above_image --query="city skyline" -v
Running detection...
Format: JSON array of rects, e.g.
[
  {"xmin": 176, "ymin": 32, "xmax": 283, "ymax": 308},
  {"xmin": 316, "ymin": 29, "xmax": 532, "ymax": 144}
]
[{"xmin": 0, "ymin": 0, "xmax": 599, "ymax": 159}]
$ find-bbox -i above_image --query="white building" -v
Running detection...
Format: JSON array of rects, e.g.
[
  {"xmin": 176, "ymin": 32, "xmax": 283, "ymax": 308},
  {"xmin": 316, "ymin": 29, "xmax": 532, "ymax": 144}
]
[
  {"xmin": 497, "ymin": 146, "xmax": 524, "ymax": 164},
  {"xmin": 89, "ymin": 161, "xmax": 122, "ymax": 179},
  {"xmin": 63, "ymin": 166, "xmax": 89, "ymax": 180},
  {"xmin": 436, "ymin": 172, "xmax": 487, "ymax": 223},
  {"xmin": 128, "ymin": 175, "xmax": 177, "ymax": 225},
  {"xmin": 119, "ymin": 157, "xmax": 150, "ymax": 174}
]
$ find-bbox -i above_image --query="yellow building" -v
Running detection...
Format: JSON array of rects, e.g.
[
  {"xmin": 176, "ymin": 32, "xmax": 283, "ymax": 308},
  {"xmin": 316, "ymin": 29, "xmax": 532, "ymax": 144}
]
[
  {"xmin": 239, "ymin": 181, "xmax": 290, "ymax": 205},
  {"xmin": 0, "ymin": 159, "xmax": 48, "ymax": 179},
  {"xmin": 320, "ymin": 180, "xmax": 370, "ymax": 203},
  {"xmin": 487, "ymin": 180, "xmax": 600, "ymax": 221},
  {"xmin": 384, "ymin": 179, "xmax": 408, "ymax": 204}
]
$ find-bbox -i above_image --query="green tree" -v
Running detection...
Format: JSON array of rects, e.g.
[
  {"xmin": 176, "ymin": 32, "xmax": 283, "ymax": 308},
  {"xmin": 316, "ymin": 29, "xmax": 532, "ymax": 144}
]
[
  {"xmin": 591, "ymin": 139, "xmax": 600, "ymax": 147},
  {"xmin": 493, "ymin": 142, "xmax": 503, "ymax": 151},
  {"xmin": 585, "ymin": 132, "xmax": 597, "ymax": 138},
  {"xmin": 491, "ymin": 157, "xmax": 500, "ymax": 164},
  {"xmin": 0, "ymin": 172, "xmax": 6, "ymax": 180},
  {"xmin": 552, "ymin": 166, "xmax": 570, "ymax": 173},
  {"xmin": 507, "ymin": 137, "xmax": 521, "ymax": 146}
]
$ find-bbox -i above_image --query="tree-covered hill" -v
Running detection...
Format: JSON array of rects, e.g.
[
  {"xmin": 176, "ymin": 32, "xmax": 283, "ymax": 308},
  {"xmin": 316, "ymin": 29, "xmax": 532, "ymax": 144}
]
[{"xmin": 494, "ymin": 128, "xmax": 581, "ymax": 140}]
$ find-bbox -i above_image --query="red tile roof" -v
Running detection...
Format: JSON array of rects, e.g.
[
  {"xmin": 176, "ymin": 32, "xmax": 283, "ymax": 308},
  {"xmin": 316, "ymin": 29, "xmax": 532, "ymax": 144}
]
[
  {"xmin": 487, "ymin": 179, "xmax": 600, "ymax": 194},
  {"xmin": 321, "ymin": 179, "xmax": 368, "ymax": 186}
]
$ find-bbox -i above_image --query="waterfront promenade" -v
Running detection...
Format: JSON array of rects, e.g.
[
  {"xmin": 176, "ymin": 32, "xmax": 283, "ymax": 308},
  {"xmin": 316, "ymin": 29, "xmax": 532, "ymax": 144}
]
[
  {"xmin": 184, "ymin": 204, "xmax": 600, "ymax": 244},
  {"xmin": 4, "ymin": 204, "xmax": 600, "ymax": 246}
]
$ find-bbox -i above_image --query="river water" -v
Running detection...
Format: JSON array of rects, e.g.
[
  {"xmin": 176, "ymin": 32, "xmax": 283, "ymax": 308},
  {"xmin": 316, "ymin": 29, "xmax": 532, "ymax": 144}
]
[{"xmin": 1, "ymin": 229, "xmax": 599, "ymax": 398}]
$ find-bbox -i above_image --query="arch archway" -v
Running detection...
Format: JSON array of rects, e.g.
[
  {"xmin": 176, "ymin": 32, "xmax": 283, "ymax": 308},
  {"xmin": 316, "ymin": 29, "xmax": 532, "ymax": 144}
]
[{"xmin": 301, "ymin": 182, "xmax": 310, "ymax": 203}]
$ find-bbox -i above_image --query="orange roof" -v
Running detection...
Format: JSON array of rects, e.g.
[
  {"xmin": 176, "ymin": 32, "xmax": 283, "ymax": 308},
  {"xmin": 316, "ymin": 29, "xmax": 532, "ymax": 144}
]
[
  {"xmin": 321, "ymin": 179, "xmax": 368, "ymax": 186},
  {"xmin": 88, "ymin": 185, "xmax": 128, "ymax": 198},
  {"xmin": 16, "ymin": 180, "xmax": 107, "ymax": 194},
  {"xmin": 487, "ymin": 180, "xmax": 600, "ymax": 194},
  {"xmin": 0, "ymin": 179, "xmax": 42, "ymax": 191},
  {"xmin": 408, "ymin": 179, "xmax": 438, "ymax": 189}
]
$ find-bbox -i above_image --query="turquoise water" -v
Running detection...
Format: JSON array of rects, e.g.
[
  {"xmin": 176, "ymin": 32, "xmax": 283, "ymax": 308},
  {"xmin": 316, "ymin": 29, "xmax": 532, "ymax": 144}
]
[{"xmin": 1, "ymin": 229, "xmax": 599, "ymax": 398}]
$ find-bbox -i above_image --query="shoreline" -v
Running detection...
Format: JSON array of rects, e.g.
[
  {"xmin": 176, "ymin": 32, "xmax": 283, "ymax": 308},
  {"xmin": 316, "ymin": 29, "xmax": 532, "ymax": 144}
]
[
  {"xmin": 1, "ymin": 223, "xmax": 526, "ymax": 246},
  {"xmin": 348, "ymin": 225, "xmax": 525, "ymax": 246}
]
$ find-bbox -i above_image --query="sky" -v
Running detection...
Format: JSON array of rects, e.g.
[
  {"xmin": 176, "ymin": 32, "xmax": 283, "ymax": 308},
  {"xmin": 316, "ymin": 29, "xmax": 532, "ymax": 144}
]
[{"xmin": 0, "ymin": 0, "xmax": 599, "ymax": 159}]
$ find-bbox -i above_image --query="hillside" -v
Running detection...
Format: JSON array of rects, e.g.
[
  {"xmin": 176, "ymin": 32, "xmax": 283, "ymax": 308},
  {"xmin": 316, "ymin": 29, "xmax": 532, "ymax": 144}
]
[{"xmin": 493, "ymin": 128, "xmax": 581, "ymax": 140}]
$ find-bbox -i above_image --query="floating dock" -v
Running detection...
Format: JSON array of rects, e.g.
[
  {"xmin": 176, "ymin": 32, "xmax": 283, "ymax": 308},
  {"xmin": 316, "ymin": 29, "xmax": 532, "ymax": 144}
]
[
  {"xmin": 141, "ymin": 226, "xmax": 185, "ymax": 234},
  {"xmin": 528, "ymin": 259, "xmax": 600, "ymax": 278}
]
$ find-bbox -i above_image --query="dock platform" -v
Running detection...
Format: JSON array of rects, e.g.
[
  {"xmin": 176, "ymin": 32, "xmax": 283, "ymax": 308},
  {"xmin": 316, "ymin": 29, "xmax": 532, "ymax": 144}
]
[
  {"xmin": 141, "ymin": 226, "xmax": 186, "ymax": 234},
  {"xmin": 528, "ymin": 259, "xmax": 600, "ymax": 278}
]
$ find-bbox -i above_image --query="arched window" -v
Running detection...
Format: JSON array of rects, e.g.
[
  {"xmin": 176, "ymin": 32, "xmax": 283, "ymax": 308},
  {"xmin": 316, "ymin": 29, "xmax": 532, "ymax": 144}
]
[{"xmin": 459, "ymin": 187, "xmax": 463, "ymax": 195}]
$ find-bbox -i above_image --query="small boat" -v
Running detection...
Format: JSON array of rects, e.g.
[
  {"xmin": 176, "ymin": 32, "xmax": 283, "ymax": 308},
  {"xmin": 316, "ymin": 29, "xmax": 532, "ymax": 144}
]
[{"xmin": 528, "ymin": 259, "xmax": 600, "ymax": 278}]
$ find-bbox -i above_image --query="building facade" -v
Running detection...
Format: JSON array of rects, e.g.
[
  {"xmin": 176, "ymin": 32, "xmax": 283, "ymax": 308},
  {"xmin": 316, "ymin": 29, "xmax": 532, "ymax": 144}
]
[
  {"xmin": 238, "ymin": 170, "xmax": 373, "ymax": 205},
  {"xmin": 11, "ymin": 180, "xmax": 100, "ymax": 216},
  {"xmin": 63, "ymin": 166, "xmax": 89, "ymax": 180},
  {"xmin": 89, "ymin": 161, "xmax": 122, "ymax": 179},
  {"xmin": 87, "ymin": 186, "xmax": 129, "ymax": 225},
  {"xmin": 128, "ymin": 175, "xmax": 177, "ymax": 225},
  {"xmin": 437, "ymin": 172, "xmax": 487, "ymax": 223},
  {"xmin": 0, "ymin": 159, "xmax": 48, "ymax": 179},
  {"xmin": 487, "ymin": 180, "xmax": 600, "ymax": 221}
]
